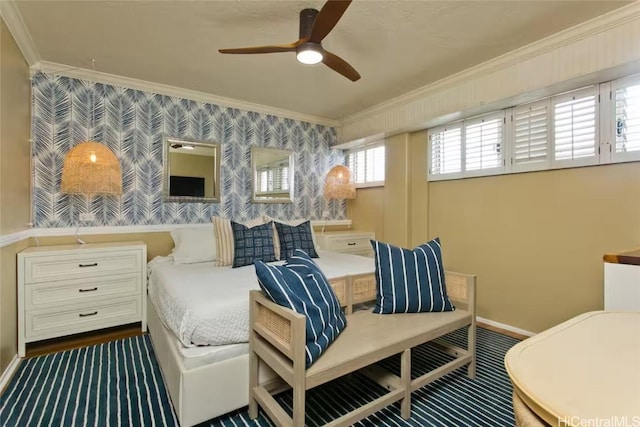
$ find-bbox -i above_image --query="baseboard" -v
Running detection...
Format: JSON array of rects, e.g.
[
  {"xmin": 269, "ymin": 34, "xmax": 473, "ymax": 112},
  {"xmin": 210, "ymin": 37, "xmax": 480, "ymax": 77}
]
[
  {"xmin": 476, "ymin": 316, "xmax": 535, "ymax": 337},
  {"xmin": 0, "ymin": 355, "xmax": 21, "ymax": 394}
]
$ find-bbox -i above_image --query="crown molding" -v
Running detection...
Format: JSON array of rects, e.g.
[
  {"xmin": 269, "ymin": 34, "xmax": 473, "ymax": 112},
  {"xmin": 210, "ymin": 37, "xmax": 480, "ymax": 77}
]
[
  {"xmin": 340, "ymin": 2, "xmax": 640, "ymax": 129},
  {"xmin": 0, "ymin": 0, "xmax": 40, "ymax": 66},
  {"xmin": 32, "ymin": 61, "xmax": 340, "ymax": 128}
]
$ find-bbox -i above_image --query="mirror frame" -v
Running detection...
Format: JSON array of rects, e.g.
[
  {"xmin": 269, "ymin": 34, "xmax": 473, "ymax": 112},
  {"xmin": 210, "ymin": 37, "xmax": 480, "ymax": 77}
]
[
  {"xmin": 163, "ymin": 138, "xmax": 221, "ymax": 203},
  {"xmin": 251, "ymin": 146, "xmax": 295, "ymax": 204}
]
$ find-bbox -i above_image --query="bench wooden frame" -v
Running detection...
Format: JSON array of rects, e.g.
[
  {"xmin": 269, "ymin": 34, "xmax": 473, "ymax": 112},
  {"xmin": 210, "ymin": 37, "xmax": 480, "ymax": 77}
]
[{"xmin": 248, "ymin": 271, "xmax": 477, "ymax": 427}]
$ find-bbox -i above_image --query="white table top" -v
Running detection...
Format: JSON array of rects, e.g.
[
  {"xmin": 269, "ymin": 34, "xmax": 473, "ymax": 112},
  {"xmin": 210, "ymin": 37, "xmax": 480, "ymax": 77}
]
[{"xmin": 505, "ymin": 311, "xmax": 640, "ymax": 426}]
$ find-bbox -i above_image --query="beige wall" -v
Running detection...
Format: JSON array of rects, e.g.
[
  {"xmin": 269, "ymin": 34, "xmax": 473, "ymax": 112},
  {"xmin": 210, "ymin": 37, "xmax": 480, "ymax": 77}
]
[
  {"xmin": 0, "ymin": 240, "xmax": 30, "ymax": 372},
  {"xmin": 349, "ymin": 187, "xmax": 385, "ymax": 240},
  {"xmin": 350, "ymin": 130, "xmax": 640, "ymax": 333},
  {"xmin": 0, "ymin": 20, "xmax": 32, "ymax": 375},
  {"xmin": 429, "ymin": 162, "xmax": 640, "ymax": 332},
  {"xmin": 0, "ymin": 20, "xmax": 31, "ymax": 235}
]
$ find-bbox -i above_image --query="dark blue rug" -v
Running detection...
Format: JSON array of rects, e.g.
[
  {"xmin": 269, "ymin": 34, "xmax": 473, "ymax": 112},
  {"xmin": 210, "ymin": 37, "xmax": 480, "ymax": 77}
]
[{"xmin": 0, "ymin": 328, "xmax": 519, "ymax": 426}]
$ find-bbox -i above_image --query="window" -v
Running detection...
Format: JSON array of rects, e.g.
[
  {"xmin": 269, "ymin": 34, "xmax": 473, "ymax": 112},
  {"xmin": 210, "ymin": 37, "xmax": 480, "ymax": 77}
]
[
  {"xmin": 464, "ymin": 113, "xmax": 504, "ymax": 173},
  {"xmin": 512, "ymin": 99, "xmax": 551, "ymax": 172},
  {"xmin": 612, "ymin": 76, "xmax": 640, "ymax": 162},
  {"xmin": 429, "ymin": 124, "xmax": 462, "ymax": 176},
  {"xmin": 552, "ymin": 87, "xmax": 598, "ymax": 167},
  {"xmin": 347, "ymin": 144, "xmax": 385, "ymax": 187},
  {"xmin": 428, "ymin": 112, "xmax": 505, "ymax": 180},
  {"xmin": 427, "ymin": 74, "xmax": 640, "ymax": 181}
]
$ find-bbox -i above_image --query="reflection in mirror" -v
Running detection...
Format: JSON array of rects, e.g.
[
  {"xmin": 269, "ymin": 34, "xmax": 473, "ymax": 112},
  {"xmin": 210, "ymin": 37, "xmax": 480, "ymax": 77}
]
[
  {"xmin": 163, "ymin": 138, "xmax": 221, "ymax": 202},
  {"xmin": 252, "ymin": 147, "xmax": 294, "ymax": 203}
]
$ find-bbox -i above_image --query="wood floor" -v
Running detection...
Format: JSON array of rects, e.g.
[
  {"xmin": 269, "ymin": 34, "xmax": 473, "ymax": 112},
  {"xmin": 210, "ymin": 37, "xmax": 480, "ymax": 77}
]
[
  {"xmin": 24, "ymin": 322, "xmax": 526, "ymax": 358},
  {"xmin": 25, "ymin": 323, "xmax": 144, "ymax": 358}
]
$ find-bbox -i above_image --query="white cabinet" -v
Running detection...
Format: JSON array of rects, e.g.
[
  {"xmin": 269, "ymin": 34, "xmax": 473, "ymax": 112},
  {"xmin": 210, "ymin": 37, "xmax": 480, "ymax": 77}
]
[
  {"xmin": 18, "ymin": 241, "xmax": 147, "ymax": 357},
  {"xmin": 316, "ymin": 231, "xmax": 375, "ymax": 257},
  {"xmin": 603, "ymin": 249, "xmax": 640, "ymax": 311}
]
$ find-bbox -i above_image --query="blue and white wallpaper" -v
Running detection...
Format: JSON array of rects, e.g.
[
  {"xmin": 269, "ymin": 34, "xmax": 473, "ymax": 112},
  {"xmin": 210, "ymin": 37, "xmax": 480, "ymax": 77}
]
[{"xmin": 31, "ymin": 73, "xmax": 346, "ymax": 227}]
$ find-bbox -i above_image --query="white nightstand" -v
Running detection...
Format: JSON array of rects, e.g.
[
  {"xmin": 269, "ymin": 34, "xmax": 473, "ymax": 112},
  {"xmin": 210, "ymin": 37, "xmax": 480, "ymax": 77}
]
[
  {"xmin": 316, "ymin": 230, "xmax": 375, "ymax": 257},
  {"xmin": 17, "ymin": 241, "xmax": 147, "ymax": 357},
  {"xmin": 603, "ymin": 249, "xmax": 640, "ymax": 311}
]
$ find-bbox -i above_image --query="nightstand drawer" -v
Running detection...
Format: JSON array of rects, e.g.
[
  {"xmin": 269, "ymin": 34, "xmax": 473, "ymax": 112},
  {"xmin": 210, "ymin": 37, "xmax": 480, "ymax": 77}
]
[
  {"xmin": 25, "ymin": 273, "xmax": 142, "ymax": 310},
  {"xmin": 24, "ymin": 250, "xmax": 142, "ymax": 283},
  {"xmin": 316, "ymin": 231, "xmax": 375, "ymax": 257},
  {"xmin": 324, "ymin": 236, "xmax": 371, "ymax": 252},
  {"xmin": 25, "ymin": 296, "xmax": 141, "ymax": 340}
]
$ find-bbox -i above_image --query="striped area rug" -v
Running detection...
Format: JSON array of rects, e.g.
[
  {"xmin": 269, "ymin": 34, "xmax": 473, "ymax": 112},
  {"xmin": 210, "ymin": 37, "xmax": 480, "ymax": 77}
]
[{"xmin": 0, "ymin": 328, "xmax": 518, "ymax": 426}]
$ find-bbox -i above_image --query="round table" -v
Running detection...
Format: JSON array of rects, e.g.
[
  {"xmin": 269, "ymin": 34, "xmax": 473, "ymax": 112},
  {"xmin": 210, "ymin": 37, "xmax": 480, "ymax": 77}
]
[{"xmin": 505, "ymin": 311, "xmax": 640, "ymax": 427}]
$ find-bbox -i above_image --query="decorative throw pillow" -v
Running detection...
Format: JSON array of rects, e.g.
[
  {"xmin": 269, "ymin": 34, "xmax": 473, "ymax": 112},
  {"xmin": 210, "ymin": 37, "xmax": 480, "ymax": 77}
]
[
  {"xmin": 212, "ymin": 216, "xmax": 265, "ymax": 266},
  {"xmin": 254, "ymin": 250, "xmax": 346, "ymax": 368},
  {"xmin": 170, "ymin": 226, "xmax": 217, "ymax": 264},
  {"xmin": 264, "ymin": 216, "xmax": 319, "ymax": 259},
  {"xmin": 371, "ymin": 238, "xmax": 455, "ymax": 314},
  {"xmin": 231, "ymin": 221, "xmax": 277, "ymax": 268},
  {"xmin": 274, "ymin": 220, "xmax": 319, "ymax": 259}
]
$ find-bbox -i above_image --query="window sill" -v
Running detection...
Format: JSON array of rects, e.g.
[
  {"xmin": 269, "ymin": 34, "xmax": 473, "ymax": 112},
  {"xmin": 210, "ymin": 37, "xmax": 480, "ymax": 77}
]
[{"xmin": 355, "ymin": 181, "xmax": 385, "ymax": 189}]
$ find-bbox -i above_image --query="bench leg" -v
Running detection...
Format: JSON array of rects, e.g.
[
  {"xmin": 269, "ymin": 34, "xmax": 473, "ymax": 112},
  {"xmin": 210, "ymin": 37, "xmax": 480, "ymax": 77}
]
[
  {"xmin": 249, "ymin": 344, "xmax": 259, "ymax": 418},
  {"xmin": 467, "ymin": 324, "xmax": 476, "ymax": 379},
  {"xmin": 292, "ymin": 376, "xmax": 306, "ymax": 426},
  {"xmin": 401, "ymin": 348, "xmax": 411, "ymax": 419}
]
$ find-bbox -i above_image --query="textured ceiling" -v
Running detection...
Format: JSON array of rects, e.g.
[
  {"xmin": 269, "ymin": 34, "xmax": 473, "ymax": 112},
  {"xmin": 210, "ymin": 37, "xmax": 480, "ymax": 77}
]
[{"xmin": 16, "ymin": 1, "xmax": 630, "ymax": 120}]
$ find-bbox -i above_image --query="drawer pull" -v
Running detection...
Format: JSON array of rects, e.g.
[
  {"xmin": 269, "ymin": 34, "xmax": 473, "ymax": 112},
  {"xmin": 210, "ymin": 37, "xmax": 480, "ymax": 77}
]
[
  {"xmin": 347, "ymin": 242, "xmax": 357, "ymax": 246},
  {"xmin": 79, "ymin": 311, "xmax": 98, "ymax": 318},
  {"xmin": 78, "ymin": 263, "xmax": 98, "ymax": 268},
  {"xmin": 78, "ymin": 287, "xmax": 98, "ymax": 293}
]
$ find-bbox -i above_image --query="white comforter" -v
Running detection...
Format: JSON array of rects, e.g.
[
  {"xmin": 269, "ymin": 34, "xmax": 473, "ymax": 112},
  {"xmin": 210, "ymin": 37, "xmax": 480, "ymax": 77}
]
[{"xmin": 148, "ymin": 250, "xmax": 375, "ymax": 347}]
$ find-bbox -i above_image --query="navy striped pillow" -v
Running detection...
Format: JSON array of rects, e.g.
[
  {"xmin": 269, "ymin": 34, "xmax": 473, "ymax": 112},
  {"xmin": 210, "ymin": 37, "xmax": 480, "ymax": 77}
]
[
  {"xmin": 254, "ymin": 250, "xmax": 346, "ymax": 368},
  {"xmin": 371, "ymin": 238, "xmax": 455, "ymax": 314}
]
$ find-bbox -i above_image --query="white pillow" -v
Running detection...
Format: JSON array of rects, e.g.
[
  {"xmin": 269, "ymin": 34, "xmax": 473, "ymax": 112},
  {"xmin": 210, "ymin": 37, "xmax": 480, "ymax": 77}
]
[{"xmin": 170, "ymin": 226, "xmax": 217, "ymax": 264}]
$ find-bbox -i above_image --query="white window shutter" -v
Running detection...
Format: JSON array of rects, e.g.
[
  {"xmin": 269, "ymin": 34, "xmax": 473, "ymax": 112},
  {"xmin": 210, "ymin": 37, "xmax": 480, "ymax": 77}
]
[
  {"xmin": 428, "ymin": 124, "xmax": 463, "ymax": 180},
  {"xmin": 512, "ymin": 99, "xmax": 551, "ymax": 172},
  {"xmin": 464, "ymin": 112, "xmax": 505, "ymax": 174},
  {"xmin": 552, "ymin": 87, "xmax": 599, "ymax": 168},
  {"xmin": 347, "ymin": 144, "xmax": 385, "ymax": 186},
  {"xmin": 612, "ymin": 76, "xmax": 640, "ymax": 162}
]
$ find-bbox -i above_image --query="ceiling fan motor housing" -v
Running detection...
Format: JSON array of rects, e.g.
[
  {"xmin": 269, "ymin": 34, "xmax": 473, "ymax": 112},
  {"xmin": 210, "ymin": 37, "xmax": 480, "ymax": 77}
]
[{"xmin": 299, "ymin": 8, "xmax": 319, "ymax": 39}]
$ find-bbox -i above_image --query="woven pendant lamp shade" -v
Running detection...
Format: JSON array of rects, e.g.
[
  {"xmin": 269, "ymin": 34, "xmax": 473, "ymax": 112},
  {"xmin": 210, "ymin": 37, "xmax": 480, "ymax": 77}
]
[
  {"xmin": 61, "ymin": 142, "xmax": 122, "ymax": 195},
  {"xmin": 324, "ymin": 165, "xmax": 356, "ymax": 199}
]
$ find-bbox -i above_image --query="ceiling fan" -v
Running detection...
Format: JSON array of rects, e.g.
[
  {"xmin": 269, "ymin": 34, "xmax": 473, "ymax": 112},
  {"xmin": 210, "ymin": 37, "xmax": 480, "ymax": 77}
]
[{"xmin": 218, "ymin": 0, "xmax": 360, "ymax": 82}]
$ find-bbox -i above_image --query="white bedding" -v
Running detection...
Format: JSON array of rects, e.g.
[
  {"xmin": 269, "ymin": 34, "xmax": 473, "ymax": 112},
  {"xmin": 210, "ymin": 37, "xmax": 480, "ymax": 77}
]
[{"xmin": 148, "ymin": 250, "xmax": 375, "ymax": 347}]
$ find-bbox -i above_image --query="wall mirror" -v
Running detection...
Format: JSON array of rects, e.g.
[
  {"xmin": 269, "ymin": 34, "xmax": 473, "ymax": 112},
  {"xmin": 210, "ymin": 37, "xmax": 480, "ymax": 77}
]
[
  {"xmin": 163, "ymin": 138, "xmax": 221, "ymax": 203},
  {"xmin": 251, "ymin": 147, "xmax": 294, "ymax": 203}
]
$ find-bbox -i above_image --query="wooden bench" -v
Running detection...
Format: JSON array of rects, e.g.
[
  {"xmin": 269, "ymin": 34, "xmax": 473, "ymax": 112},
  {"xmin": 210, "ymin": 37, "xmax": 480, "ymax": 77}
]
[{"xmin": 248, "ymin": 271, "xmax": 476, "ymax": 427}]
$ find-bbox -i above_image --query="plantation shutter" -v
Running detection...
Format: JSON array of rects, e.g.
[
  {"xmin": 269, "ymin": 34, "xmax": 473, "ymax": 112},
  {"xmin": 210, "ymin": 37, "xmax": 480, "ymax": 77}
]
[
  {"xmin": 281, "ymin": 166, "xmax": 289, "ymax": 190},
  {"xmin": 512, "ymin": 100, "xmax": 551, "ymax": 171},
  {"xmin": 612, "ymin": 77, "xmax": 640, "ymax": 162},
  {"xmin": 347, "ymin": 144, "xmax": 385, "ymax": 185},
  {"xmin": 464, "ymin": 113, "xmax": 504, "ymax": 173},
  {"xmin": 552, "ymin": 87, "xmax": 598, "ymax": 167},
  {"xmin": 428, "ymin": 124, "xmax": 462, "ymax": 179}
]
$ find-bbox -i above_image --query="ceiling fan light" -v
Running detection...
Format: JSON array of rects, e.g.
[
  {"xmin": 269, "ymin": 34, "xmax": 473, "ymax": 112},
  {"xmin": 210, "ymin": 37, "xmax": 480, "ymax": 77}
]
[{"xmin": 296, "ymin": 44, "xmax": 323, "ymax": 65}]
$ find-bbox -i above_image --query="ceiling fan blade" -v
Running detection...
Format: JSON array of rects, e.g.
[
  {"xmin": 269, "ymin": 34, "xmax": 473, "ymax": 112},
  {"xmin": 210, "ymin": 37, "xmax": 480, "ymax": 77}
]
[
  {"xmin": 322, "ymin": 50, "xmax": 360, "ymax": 81},
  {"xmin": 219, "ymin": 41, "xmax": 302, "ymax": 54},
  {"xmin": 309, "ymin": 0, "xmax": 352, "ymax": 43}
]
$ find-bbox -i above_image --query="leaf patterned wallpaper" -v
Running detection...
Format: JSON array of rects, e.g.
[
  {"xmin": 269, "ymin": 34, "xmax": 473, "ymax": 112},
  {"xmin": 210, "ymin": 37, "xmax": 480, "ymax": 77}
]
[{"xmin": 31, "ymin": 73, "xmax": 346, "ymax": 227}]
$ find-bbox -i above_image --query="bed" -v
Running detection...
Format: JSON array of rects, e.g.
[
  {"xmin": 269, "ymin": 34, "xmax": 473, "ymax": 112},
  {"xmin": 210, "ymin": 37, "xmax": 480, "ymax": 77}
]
[{"xmin": 147, "ymin": 249, "xmax": 376, "ymax": 426}]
